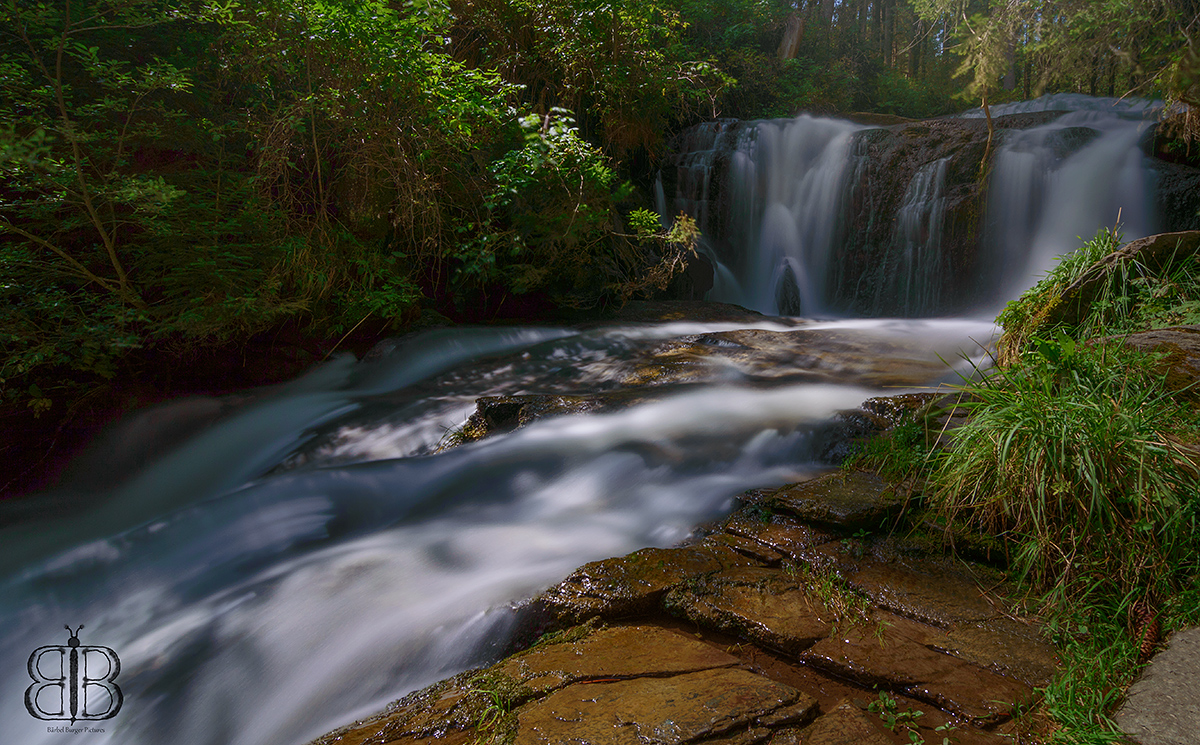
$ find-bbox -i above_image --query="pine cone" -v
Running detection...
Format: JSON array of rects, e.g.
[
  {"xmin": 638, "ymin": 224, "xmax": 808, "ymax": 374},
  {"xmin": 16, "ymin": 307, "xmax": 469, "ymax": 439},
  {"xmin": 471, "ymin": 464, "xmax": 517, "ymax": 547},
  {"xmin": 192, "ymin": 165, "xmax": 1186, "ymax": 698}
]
[{"xmin": 1129, "ymin": 597, "xmax": 1161, "ymax": 663}]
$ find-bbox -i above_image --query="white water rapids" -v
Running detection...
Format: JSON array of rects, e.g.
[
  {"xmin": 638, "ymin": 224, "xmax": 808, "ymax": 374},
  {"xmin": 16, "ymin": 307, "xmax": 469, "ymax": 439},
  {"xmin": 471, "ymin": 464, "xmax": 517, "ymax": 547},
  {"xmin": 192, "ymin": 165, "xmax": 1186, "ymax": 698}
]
[{"xmin": 0, "ymin": 94, "xmax": 1170, "ymax": 745}]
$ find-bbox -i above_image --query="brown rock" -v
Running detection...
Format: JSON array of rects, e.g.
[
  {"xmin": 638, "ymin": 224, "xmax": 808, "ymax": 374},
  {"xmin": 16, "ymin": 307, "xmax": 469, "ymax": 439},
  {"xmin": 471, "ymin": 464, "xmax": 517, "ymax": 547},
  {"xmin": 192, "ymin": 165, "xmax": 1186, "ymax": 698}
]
[
  {"xmin": 842, "ymin": 558, "xmax": 997, "ymax": 627},
  {"xmin": 768, "ymin": 471, "xmax": 904, "ymax": 530},
  {"xmin": 721, "ymin": 517, "xmax": 837, "ymax": 562},
  {"xmin": 783, "ymin": 700, "xmax": 892, "ymax": 745},
  {"xmin": 514, "ymin": 667, "xmax": 816, "ymax": 745},
  {"xmin": 702, "ymin": 532, "xmax": 785, "ymax": 565},
  {"xmin": 496, "ymin": 625, "xmax": 739, "ymax": 696},
  {"xmin": 938, "ymin": 618, "xmax": 1059, "ymax": 687},
  {"xmin": 1118, "ymin": 325, "xmax": 1200, "ymax": 394},
  {"xmin": 540, "ymin": 543, "xmax": 752, "ymax": 624},
  {"xmin": 664, "ymin": 567, "xmax": 834, "ymax": 656},
  {"xmin": 803, "ymin": 613, "xmax": 1032, "ymax": 724}
]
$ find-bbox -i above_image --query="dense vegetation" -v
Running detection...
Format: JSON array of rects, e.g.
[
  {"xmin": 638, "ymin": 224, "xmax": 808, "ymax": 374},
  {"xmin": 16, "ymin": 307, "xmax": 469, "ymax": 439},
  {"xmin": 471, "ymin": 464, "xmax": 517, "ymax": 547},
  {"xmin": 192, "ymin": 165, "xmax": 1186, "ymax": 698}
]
[
  {"xmin": 0, "ymin": 0, "xmax": 1196, "ymax": 430},
  {"xmin": 854, "ymin": 228, "xmax": 1200, "ymax": 742}
]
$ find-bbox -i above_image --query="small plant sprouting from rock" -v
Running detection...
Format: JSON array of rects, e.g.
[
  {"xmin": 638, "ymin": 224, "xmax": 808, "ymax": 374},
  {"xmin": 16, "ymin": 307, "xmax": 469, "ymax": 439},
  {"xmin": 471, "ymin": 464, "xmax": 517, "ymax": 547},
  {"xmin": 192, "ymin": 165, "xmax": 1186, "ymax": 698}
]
[
  {"xmin": 783, "ymin": 560, "xmax": 874, "ymax": 633},
  {"xmin": 867, "ymin": 690, "xmax": 957, "ymax": 744}
]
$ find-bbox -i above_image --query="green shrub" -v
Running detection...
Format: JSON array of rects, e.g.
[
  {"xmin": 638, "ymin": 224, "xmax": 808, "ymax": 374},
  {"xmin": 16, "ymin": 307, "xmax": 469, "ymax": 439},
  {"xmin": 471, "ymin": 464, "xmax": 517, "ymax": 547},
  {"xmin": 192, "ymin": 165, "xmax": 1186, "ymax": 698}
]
[
  {"xmin": 933, "ymin": 337, "xmax": 1200, "ymax": 601},
  {"xmin": 997, "ymin": 226, "xmax": 1200, "ymax": 365}
]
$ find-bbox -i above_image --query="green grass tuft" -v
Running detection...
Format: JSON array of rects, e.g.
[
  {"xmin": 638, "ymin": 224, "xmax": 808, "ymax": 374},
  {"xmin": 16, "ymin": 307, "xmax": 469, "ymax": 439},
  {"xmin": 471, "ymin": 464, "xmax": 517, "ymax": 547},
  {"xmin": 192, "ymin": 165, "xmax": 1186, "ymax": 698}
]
[{"xmin": 933, "ymin": 337, "xmax": 1200, "ymax": 602}]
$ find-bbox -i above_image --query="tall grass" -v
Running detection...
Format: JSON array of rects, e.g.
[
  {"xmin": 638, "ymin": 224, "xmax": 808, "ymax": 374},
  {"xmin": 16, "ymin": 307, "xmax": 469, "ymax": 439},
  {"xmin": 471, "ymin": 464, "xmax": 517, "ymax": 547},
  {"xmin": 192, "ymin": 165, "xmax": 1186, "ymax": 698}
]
[
  {"xmin": 934, "ymin": 336, "xmax": 1200, "ymax": 602},
  {"xmin": 857, "ymin": 227, "xmax": 1200, "ymax": 742}
]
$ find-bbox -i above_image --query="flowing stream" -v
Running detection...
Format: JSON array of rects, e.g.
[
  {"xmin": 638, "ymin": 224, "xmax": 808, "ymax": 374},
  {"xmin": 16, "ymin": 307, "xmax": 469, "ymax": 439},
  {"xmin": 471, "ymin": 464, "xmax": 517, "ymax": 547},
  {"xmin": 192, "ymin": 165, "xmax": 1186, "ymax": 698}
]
[{"xmin": 0, "ymin": 95, "xmax": 1176, "ymax": 745}]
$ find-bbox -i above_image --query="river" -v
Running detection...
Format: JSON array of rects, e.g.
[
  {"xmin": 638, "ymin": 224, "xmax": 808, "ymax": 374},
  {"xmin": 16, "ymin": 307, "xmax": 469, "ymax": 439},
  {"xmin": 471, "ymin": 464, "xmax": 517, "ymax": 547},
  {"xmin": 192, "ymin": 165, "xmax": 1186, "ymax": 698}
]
[{"xmin": 0, "ymin": 94, "xmax": 1179, "ymax": 745}]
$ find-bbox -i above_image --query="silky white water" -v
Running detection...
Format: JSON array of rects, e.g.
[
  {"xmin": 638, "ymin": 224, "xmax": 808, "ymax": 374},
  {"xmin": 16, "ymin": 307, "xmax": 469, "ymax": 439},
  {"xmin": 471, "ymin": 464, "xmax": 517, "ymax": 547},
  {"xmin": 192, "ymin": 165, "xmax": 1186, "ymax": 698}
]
[
  {"xmin": 0, "ymin": 317, "xmax": 995, "ymax": 745},
  {"xmin": 671, "ymin": 93, "xmax": 1161, "ymax": 317}
]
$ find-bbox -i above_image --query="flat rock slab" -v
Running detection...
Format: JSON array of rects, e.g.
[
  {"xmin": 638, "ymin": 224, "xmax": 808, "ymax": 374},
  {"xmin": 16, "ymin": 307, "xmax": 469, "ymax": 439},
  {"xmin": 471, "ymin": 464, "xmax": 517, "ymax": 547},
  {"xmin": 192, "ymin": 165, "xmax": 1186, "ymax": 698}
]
[
  {"xmin": 1116, "ymin": 627, "xmax": 1200, "ymax": 745},
  {"xmin": 721, "ymin": 518, "xmax": 837, "ymax": 562},
  {"xmin": 497, "ymin": 625, "xmax": 739, "ymax": 696},
  {"xmin": 767, "ymin": 471, "xmax": 903, "ymax": 529},
  {"xmin": 842, "ymin": 557, "xmax": 998, "ymax": 627},
  {"xmin": 803, "ymin": 612, "xmax": 1033, "ymax": 724},
  {"xmin": 774, "ymin": 700, "xmax": 892, "ymax": 745},
  {"xmin": 663, "ymin": 567, "xmax": 834, "ymax": 656},
  {"xmin": 939, "ymin": 618, "xmax": 1059, "ymax": 688},
  {"xmin": 515, "ymin": 667, "xmax": 817, "ymax": 745},
  {"xmin": 541, "ymin": 543, "xmax": 752, "ymax": 623}
]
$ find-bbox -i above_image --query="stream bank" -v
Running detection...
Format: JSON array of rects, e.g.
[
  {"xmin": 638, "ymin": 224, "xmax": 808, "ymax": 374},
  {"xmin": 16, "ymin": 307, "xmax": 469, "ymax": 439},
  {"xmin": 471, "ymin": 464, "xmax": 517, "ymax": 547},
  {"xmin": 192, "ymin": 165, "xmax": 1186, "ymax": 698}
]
[
  {"xmin": 311, "ymin": 232, "xmax": 1200, "ymax": 745},
  {"xmin": 310, "ymin": 458, "xmax": 1055, "ymax": 745}
]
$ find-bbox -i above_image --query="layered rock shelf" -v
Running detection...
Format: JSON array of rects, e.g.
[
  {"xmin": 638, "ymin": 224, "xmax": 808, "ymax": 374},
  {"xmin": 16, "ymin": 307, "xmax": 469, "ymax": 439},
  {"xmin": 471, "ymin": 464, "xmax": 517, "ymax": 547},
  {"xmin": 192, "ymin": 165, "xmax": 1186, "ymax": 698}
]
[{"xmin": 312, "ymin": 470, "xmax": 1057, "ymax": 745}]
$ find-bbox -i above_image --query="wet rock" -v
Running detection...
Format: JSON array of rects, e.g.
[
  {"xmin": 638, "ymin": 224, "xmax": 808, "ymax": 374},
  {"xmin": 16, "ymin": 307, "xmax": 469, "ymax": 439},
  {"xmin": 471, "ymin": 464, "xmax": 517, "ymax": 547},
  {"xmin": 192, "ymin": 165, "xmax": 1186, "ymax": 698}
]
[
  {"xmin": 540, "ymin": 544, "xmax": 754, "ymax": 624},
  {"xmin": 515, "ymin": 667, "xmax": 816, "ymax": 745},
  {"xmin": 844, "ymin": 112, "xmax": 919, "ymax": 127},
  {"xmin": 1115, "ymin": 627, "xmax": 1200, "ymax": 745},
  {"xmin": 841, "ymin": 556, "xmax": 998, "ymax": 627},
  {"xmin": 624, "ymin": 329, "xmax": 951, "ymax": 389},
  {"xmin": 1117, "ymin": 325, "xmax": 1200, "ymax": 394},
  {"xmin": 776, "ymin": 700, "xmax": 892, "ymax": 745},
  {"xmin": 1148, "ymin": 159, "xmax": 1200, "ymax": 233},
  {"xmin": 701, "ymin": 532, "xmax": 786, "ymax": 566},
  {"xmin": 720, "ymin": 517, "xmax": 837, "ymax": 563},
  {"xmin": 811, "ymin": 392, "xmax": 945, "ymax": 464},
  {"xmin": 663, "ymin": 567, "xmax": 835, "ymax": 656},
  {"xmin": 306, "ymin": 670, "xmax": 482, "ymax": 745},
  {"xmin": 1054, "ymin": 231, "xmax": 1200, "ymax": 328},
  {"xmin": 765, "ymin": 471, "xmax": 904, "ymax": 530},
  {"xmin": 860, "ymin": 393, "xmax": 942, "ymax": 427},
  {"xmin": 495, "ymin": 625, "xmax": 740, "ymax": 696},
  {"xmin": 834, "ymin": 118, "xmax": 995, "ymax": 315},
  {"xmin": 457, "ymin": 394, "xmax": 607, "ymax": 442},
  {"xmin": 308, "ymin": 624, "xmax": 767, "ymax": 745},
  {"xmin": 802, "ymin": 612, "xmax": 1032, "ymax": 724},
  {"xmin": 938, "ymin": 618, "xmax": 1059, "ymax": 687}
]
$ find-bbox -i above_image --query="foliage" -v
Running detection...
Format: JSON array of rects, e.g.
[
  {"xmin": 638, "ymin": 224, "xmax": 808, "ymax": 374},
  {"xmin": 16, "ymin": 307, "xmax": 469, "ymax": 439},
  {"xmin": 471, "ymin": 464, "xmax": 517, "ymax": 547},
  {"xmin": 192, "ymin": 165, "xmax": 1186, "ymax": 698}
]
[
  {"xmin": 997, "ymin": 227, "xmax": 1200, "ymax": 365},
  {"xmin": 845, "ymin": 417, "xmax": 936, "ymax": 482},
  {"xmin": 460, "ymin": 109, "xmax": 697, "ymax": 307},
  {"xmin": 0, "ymin": 0, "xmax": 703, "ymax": 411},
  {"xmin": 447, "ymin": 0, "xmax": 731, "ymax": 152},
  {"xmin": 995, "ymin": 227, "xmax": 1124, "ymax": 363},
  {"xmin": 915, "ymin": 0, "xmax": 1198, "ymax": 108},
  {"xmin": 933, "ymin": 337, "xmax": 1200, "ymax": 602}
]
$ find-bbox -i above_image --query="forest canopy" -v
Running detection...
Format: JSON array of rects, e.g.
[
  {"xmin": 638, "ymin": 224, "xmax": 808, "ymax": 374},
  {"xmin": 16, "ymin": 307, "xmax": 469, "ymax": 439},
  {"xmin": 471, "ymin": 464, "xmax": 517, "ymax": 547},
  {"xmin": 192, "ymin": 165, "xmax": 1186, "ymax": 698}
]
[{"xmin": 0, "ymin": 0, "xmax": 1196, "ymax": 412}]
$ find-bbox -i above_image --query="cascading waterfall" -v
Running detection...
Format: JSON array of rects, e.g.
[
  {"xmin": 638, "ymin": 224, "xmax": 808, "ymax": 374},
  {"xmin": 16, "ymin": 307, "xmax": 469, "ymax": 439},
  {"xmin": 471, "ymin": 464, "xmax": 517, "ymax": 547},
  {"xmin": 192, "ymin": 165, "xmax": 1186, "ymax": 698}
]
[
  {"xmin": 661, "ymin": 116, "xmax": 863, "ymax": 316},
  {"xmin": 974, "ymin": 96, "xmax": 1156, "ymax": 300},
  {"xmin": 662, "ymin": 93, "xmax": 1180, "ymax": 316},
  {"xmin": 893, "ymin": 158, "xmax": 951, "ymax": 315},
  {"xmin": 3, "ymin": 94, "xmax": 1195, "ymax": 745}
]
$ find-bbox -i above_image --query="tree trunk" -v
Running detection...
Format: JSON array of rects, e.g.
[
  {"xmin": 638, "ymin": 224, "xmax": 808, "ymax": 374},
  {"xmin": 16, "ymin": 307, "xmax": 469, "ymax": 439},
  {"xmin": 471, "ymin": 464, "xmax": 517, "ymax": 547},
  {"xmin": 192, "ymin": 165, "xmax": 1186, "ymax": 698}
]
[{"xmin": 778, "ymin": 11, "xmax": 805, "ymax": 60}]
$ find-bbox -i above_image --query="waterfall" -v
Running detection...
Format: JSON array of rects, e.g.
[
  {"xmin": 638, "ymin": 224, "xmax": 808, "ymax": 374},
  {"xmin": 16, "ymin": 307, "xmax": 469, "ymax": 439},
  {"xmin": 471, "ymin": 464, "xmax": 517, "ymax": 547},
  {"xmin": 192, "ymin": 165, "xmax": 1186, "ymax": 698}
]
[
  {"xmin": 893, "ymin": 158, "xmax": 950, "ymax": 315},
  {"xmin": 976, "ymin": 98, "xmax": 1155, "ymax": 301},
  {"xmin": 660, "ymin": 93, "xmax": 1185, "ymax": 316},
  {"xmin": 3, "ymin": 94, "xmax": 1196, "ymax": 745},
  {"xmin": 661, "ymin": 116, "xmax": 863, "ymax": 316}
]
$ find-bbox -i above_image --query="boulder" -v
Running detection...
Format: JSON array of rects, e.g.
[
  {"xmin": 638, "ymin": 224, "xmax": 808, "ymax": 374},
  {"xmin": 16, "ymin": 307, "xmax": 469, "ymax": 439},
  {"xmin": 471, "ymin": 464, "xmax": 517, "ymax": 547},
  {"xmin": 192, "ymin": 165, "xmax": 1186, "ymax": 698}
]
[
  {"xmin": 1054, "ymin": 232, "xmax": 1200, "ymax": 328},
  {"xmin": 1118, "ymin": 325, "xmax": 1200, "ymax": 394}
]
